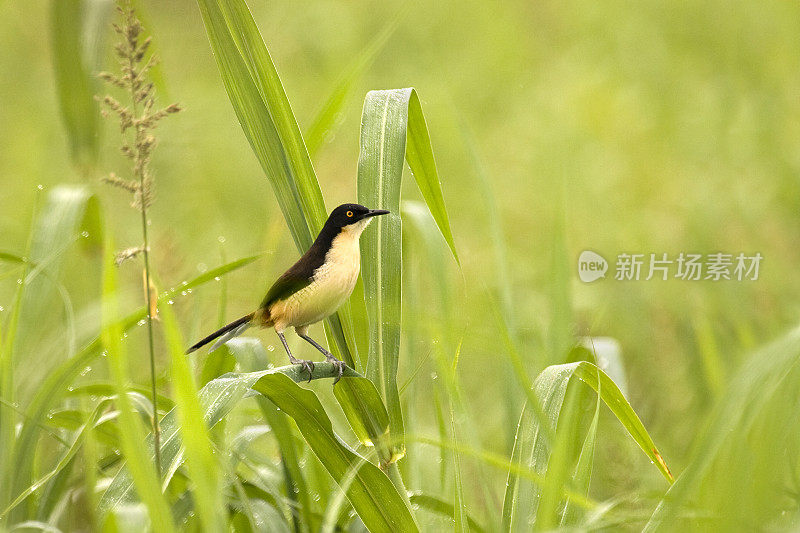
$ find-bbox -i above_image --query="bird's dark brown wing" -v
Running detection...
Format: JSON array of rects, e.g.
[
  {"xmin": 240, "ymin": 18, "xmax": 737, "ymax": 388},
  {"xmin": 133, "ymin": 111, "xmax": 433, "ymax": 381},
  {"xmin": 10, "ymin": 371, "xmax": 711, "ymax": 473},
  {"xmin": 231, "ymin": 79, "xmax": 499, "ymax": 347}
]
[{"xmin": 259, "ymin": 241, "xmax": 328, "ymax": 310}]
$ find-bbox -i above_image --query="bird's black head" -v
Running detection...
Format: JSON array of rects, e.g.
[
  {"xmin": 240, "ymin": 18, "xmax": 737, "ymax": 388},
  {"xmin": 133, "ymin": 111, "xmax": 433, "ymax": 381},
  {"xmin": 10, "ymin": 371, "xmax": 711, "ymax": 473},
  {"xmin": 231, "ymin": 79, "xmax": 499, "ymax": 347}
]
[{"xmin": 326, "ymin": 203, "xmax": 390, "ymax": 230}]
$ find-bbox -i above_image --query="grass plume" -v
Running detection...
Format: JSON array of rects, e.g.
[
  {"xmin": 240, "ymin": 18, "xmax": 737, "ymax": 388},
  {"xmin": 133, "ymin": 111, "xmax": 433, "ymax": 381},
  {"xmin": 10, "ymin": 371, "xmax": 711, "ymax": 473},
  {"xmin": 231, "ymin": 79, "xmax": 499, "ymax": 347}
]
[{"xmin": 98, "ymin": 0, "xmax": 181, "ymax": 478}]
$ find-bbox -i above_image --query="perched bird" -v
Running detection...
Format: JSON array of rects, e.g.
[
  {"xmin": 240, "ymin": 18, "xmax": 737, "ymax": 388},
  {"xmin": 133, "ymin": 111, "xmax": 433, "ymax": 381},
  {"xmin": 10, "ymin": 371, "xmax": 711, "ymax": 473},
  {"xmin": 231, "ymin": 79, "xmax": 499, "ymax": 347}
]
[{"xmin": 187, "ymin": 203, "xmax": 389, "ymax": 382}]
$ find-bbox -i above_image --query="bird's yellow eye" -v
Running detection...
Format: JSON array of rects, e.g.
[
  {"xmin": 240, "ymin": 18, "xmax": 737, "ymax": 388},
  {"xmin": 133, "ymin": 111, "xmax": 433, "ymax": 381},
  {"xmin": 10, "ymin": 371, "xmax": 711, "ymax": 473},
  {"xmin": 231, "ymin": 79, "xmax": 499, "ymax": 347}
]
[{"xmin": 346, "ymin": 210, "xmax": 353, "ymax": 217}]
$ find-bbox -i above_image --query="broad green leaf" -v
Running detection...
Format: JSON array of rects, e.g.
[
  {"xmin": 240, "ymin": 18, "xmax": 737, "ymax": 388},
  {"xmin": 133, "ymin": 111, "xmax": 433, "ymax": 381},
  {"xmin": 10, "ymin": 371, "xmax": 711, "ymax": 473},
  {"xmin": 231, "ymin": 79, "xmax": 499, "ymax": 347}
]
[
  {"xmin": 99, "ymin": 364, "xmax": 355, "ymax": 513},
  {"xmin": 50, "ymin": 0, "xmax": 100, "ymax": 171},
  {"xmin": 252, "ymin": 374, "xmax": 418, "ymax": 533},
  {"xmin": 503, "ymin": 361, "xmax": 672, "ymax": 531},
  {"xmin": 333, "ymin": 376, "xmax": 392, "ymax": 464},
  {"xmin": 195, "ymin": 0, "xmax": 358, "ymax": 368},
  {"xmin": 100, "ymin": 365, "xmax": 417, "ymax": 532},
  {"xmin": 560, "ymin": 385, "xmax": 600, "ymax": 526},
  {"xmin": 358, "ymin": 87, "xmax": 460, "ymax": 461}
]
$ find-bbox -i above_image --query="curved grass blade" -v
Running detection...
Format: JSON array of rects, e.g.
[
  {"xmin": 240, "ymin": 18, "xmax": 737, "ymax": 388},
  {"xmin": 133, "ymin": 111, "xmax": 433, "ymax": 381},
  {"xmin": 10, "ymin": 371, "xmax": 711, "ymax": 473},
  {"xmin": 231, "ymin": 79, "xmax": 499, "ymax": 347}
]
[
  {"xmin": 408, "ymin": 493, "xmax": 485, "ymax": 533},
  {"xmin": 195, "ymin": 0, "xmax": 357, "ymax": 368},
  {"xmin": 334, "ymin": 376, "xmax": 392, "ymax": 465},
  {"xmin": 503, "ymin": 361, "xmax": 672, "ymax": 531},
  {"xmin": 100, "ymin": 364, "xmax": 416, "ymax": 532},
  {"xmin": 50, "ymin": 0, "xmax": 100, "ymax": 171},
  {"xmin": 644, "ymin": 326, "xmax": 800, "ymax": 531},
  {"xmin": 1, "ymin": 397, "xmax": 111, "ymax": 518},
  {"xmin": 252, "ymin": 374, "xmax": 418, "ymax": 533},
  {"xmin": 9, "ymin": 254, "xmax": 259, "ymax": 507},
  {"xmin": 160, "ymin": 302, "xmax": 225, "ymax": 532},
  {"xmin": 304, "ymin": 14, "xmax": 402, "ymax": 156},
  {"xmin": 2, "ymin": 186, "xmax": 92, "ymax": 510},
  {"xmin": 99, "ymin": 363, "xmax": 358, "ymax": 511}
]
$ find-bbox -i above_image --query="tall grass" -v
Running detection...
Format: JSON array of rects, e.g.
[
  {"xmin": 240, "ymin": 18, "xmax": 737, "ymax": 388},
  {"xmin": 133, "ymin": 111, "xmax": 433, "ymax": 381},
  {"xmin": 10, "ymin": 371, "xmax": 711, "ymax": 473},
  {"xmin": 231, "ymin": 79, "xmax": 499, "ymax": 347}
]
[{"xmin": 1, "ymin": 0, "xmax": 799, "ymax": 531}]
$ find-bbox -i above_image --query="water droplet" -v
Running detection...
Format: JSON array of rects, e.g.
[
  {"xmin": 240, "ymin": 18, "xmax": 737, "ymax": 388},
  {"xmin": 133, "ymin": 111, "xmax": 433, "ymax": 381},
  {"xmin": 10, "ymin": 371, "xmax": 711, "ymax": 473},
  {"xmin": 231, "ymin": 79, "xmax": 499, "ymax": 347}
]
[
  {"xmin": 167, "ymin": 299, "xmax": 174, "ymax": 305},
  {"xmin": 186, "ymin": 288, "xmax": 192, "ymax": 294},
  {"xmin": 0, "ymin": 306, "xmax": 4, "ymax": 312},
  {"xmin": 67, "ymin": 386, "xmax": 75, "ymax": 392},
  {"xmin": 267, "ymin": 363, "xmax": 274, "ymax": 369},
  {"xmin": 267, "ymin": 345, "xmax": 275, "ymax": 352},
  {"xmin": 37, "ymin": 184, "xmax": 44, "ymax": 191},
  {"xmin": 431, "ymin": 372, "xmax": 438, "ymax": 380},
  {"xmin": 80, "ymin": 366, "xmax": 92, "ymax": 376},
  {"xmin": 16, "ymin": 279, "xmax": 23, "ymax": 285},
  {"xmin": 122, "ymin": 332, "xmax": 128, "ymax": 339},
  {"xmin": 217, "ymin": 236, "xmax": 226, "ymax": 243},
  {"xmin": 146, "ymin": 220, "xmax": 152, "ymax": 226},
  {"xmin": 180, "ymin": 291, "xmax": 187, "ymax": 296},
  {"xmin": 214, "ymin": 276, "xmax": 220, "ymax": 281},
  {"xmin": 101, "ymin": 351, "xmax": 109, "ymax": 358},
  {"xmin": 137, "ymin": 319, "xmax": 146, "ymax": 327},
  {"xmin": 197, "ymin": 263, "xmax": 207, "ymax": 273},
  {"xmin": 81, "ymin": 231, "xmax": 89, "ymax": 238}
]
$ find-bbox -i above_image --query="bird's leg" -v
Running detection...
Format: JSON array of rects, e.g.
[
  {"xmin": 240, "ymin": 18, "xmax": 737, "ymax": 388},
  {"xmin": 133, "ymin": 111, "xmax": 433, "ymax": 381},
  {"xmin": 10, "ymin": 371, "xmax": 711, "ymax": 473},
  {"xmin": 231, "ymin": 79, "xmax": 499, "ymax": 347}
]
[
  {"xmin": 277, "ymin": 331, "xmax": 314, "ymax": 381},
  {"xmin": 297, "ymin": 332, "xmax": 345, "ymax": 384}
]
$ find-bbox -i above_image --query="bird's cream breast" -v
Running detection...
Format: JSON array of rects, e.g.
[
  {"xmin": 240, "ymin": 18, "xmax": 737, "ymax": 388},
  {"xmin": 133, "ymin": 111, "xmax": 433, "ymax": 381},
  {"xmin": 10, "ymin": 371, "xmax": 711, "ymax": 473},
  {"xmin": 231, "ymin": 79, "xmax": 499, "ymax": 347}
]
[{"xmin": 271, "ymin": 219, "xmax": 370, "ymax": 331}]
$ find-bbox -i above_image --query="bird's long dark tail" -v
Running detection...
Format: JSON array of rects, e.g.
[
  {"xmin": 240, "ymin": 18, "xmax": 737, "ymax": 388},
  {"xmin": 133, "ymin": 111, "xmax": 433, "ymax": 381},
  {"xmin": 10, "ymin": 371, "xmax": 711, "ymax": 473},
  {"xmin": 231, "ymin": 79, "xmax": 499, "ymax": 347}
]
[{"xmin": 186, "ymin": 313, "xmax": 254, "ymax": 354}]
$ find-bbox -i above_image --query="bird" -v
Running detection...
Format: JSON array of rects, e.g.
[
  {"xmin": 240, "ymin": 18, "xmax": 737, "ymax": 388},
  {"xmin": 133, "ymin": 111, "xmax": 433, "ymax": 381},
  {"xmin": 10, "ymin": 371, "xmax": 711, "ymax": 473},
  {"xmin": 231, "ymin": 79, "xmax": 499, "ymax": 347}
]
[{"xmin": 186, "ymin": 203, "xmax": 389, "ymax": 383}]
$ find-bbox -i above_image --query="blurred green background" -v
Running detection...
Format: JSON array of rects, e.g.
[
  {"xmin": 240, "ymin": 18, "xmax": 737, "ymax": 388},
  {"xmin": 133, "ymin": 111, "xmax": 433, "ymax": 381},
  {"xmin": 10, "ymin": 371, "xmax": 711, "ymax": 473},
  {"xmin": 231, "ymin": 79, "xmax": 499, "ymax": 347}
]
[{"xmin": 2, "ymin": 0, "xmax": 800, "ymax": 529}]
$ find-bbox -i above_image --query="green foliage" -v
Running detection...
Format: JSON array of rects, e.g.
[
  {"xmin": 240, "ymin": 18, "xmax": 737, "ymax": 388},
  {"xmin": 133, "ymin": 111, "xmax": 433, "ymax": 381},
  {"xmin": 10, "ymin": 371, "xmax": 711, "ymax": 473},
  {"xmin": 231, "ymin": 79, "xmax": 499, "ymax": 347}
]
[
  {"xmin": 49, "ymin": 0, "xmax": 101, "ymax": 172},
  {"xmin": 3, "ymin": 0, "xmax": 800, "ymax": 531},
  {"xmin": 358, "ymin": 88, "xmax": 460, "ymax": 461}
]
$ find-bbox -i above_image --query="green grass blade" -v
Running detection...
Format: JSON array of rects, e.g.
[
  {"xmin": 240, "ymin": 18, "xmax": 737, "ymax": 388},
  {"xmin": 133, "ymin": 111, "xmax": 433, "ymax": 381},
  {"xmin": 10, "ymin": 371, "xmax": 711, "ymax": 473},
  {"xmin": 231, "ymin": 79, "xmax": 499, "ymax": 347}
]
[
  {"xmin": 100, "ymin": 365, "xmax": 416, "ymax": 532},
  {"xmin": 252, "ymin": 374, "xmax": 418, "ymax": 533},
  {"xmin": 50, "ymin": 0, "xmax": 99, "ymax": 171},
  {"xmin": 644, "ymin": 326, "xmax": 800, "ymax": 531},
  {"xmin": 160, "ymin": 303, "xmax": 225, "ymax": 532},
  {"xmin": 304, "ymin": 16, "xmax": 401, "ymax": 157},
  {"xmin": 503, "ymin": 361, "xmax": 672, "ymax": 530},
  {"xmin": 101, "ymin": 233, "xmax": 176, "ymax": 532},
  {"xmin": 560, "ymin": 380, "xmax": 600, "ymax": 526},
  {"xmin": 195, "ymin": 0, "xmax": 357, "ymax": 367},
  {"xmin": 358, "ymin": 88, "xmax": 460, "ymax": 461},
  {"xmin": 333, "ymin": 376, "xmax": 392, "ymax": 464},
  {"xmin": 9, "ymin": 255, "xmax": 258, "ymax": 509},
  {"xmin": 408, "ymin": 493, "xmax": 485, "ymax": 533},
  {"xmin": 405, "ymin": 91, "xmax": 459, "ymax": 264},
  {"xmin": 358, "ymin": 89, "xmax": 408, "ymax": 458},
  {"xmin": 535, "ymin": 377, "xmax": 583, "ymax": 529},
  {"xmin": 100, "ymin": 363, "xmax": 357, "ymax": 509},
  {"xmin": 2, "ymin": 186, "xmax": 92, "ymax": 510},
  {"xmin": 1, "ymin": 397, "xmax": 110, "ymax": 518}
]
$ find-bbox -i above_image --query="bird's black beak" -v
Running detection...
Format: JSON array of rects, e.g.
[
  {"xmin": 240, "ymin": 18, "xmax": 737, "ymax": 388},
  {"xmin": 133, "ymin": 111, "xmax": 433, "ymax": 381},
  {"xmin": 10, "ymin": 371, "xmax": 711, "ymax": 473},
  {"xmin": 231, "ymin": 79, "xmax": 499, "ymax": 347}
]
[{"xmin": 364, "ymin": 209, "xmax": 390, "ymax": 218}]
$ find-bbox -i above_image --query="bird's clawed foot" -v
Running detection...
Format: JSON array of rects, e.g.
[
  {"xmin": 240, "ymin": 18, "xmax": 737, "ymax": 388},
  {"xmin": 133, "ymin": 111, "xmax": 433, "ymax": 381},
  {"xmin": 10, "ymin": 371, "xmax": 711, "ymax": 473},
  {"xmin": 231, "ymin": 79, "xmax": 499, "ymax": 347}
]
[
  {"xmin": 325, "ymin": 354, "xmax": 346, "ymax": 384},
  {"xmin": 289, "ymin": 357, "xmax": 315, "ymax": 381}
]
